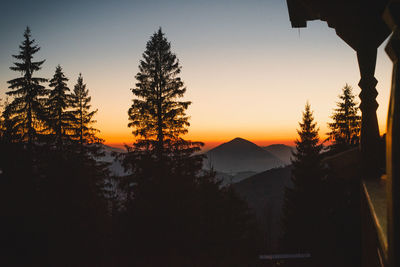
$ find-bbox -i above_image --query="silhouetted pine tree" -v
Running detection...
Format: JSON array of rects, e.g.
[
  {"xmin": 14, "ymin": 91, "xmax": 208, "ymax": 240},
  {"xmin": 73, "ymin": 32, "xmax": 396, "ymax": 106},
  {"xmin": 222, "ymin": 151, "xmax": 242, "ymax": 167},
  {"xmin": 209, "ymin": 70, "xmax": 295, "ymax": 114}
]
[
  {"xmin": 123, "ymin": 28, "xmax": 204, "ymax": 201},
  {"xmin": 5, "ymin": 27, "xmax": 48, "ymax": 144},
  {"xmin": 123, "ymin": 27, "xmax": 204, "ymax": 221},
  {"xmin": 46, "ymin": 65, "xmax": 75, "ymax": 149},
  {"xmin": 69, "ymin": 73, "xmax": 110, "ymax": 211},
  {"xmin": 127, "ymin": 27, "xmax": 203, "ymax": 168},
  {"xmin": 116, "ymin": 29, "xmax": 259, "ymax": 265},
  {"xmin": 327, "ymin": 84, "xmax": 361, "ymax": 152},
  {"xmin": 282, "ymin": 102, "xmax": 325, "ymax": 256},
  {"xmin": 70, "ymin": 73, "xmax": 103, "ymax": 153}
]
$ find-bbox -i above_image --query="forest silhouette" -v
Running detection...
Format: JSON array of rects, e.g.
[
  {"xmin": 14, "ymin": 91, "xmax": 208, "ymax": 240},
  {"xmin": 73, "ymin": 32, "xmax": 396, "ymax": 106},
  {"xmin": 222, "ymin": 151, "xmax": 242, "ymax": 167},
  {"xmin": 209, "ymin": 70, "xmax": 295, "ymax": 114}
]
[
  {"xmin": 1, "ymin": 27, "xmax": 261, "ymax": 266},
  {"xmin": 1, "ymin": 27, "xmax": 366, "ymax": 267}
]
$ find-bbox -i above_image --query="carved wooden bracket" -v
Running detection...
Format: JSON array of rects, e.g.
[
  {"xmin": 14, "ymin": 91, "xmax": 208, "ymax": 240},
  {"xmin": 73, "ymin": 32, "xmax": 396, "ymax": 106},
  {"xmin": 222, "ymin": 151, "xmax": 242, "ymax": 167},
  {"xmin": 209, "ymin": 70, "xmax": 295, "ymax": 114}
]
[{"xmin": 357, "ymin": 47, "xmax": 381, "ymax": 179}]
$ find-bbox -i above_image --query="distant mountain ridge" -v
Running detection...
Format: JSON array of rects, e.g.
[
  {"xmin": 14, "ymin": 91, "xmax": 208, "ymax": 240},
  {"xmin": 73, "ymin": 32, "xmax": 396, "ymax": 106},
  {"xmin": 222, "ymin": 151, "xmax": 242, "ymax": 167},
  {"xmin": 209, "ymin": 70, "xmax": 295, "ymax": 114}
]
[
  {"xmin": 263, "ymin": 144, "xmax": 294, "ymax": 165},
  {"xmin": 204, "ymin": 137, "xmax": 284, "ymax": 173},
  {"xmin": 101, "ymin": 141, "xmax": 293, "ymax": 180}
]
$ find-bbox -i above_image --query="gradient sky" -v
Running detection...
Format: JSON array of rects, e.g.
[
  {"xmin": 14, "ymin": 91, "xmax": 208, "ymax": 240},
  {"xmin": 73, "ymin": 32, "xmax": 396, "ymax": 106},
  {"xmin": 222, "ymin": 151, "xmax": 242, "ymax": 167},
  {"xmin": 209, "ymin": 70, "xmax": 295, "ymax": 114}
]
[{"xmin": 0, "ymin": 0, "xmax": 393, "ymax": 149}]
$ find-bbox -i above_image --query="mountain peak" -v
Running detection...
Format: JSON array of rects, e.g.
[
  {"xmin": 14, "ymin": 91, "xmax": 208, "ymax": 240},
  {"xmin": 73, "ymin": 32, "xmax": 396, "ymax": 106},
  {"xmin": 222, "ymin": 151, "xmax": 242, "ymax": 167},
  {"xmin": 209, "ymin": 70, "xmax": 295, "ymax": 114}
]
[
  {"xmin": 263, "ymin": 144, "xmax": 294, "ymax": 164},
  {"xmin": 228, "ymin": 137, "xmax": 255, "ymax": 145},
  {"xmin": 231, "ymin": 137, "xmax": 247, "ymax": 142},
  {"xmin": 214, "ymin": 137, "xmax": 262, "ymax": 152},
  {"xmin": 205, "ymin": 138, "xmax": 284, "ymax": 173}
]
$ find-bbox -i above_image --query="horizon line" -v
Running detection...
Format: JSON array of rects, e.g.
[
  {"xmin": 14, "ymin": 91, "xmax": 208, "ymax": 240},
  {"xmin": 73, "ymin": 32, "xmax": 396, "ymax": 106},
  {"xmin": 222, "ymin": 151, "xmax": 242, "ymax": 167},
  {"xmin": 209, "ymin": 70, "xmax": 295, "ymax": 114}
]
[{"xmin": 104, "ymin": 138, "xmax": 296, "ymax": 150}]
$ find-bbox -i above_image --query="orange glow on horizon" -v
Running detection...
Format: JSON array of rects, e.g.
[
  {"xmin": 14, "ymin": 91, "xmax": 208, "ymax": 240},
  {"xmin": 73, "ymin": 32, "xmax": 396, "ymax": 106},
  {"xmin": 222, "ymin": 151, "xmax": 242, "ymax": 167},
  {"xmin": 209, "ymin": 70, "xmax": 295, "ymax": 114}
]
[
  {"xmin": 102, "ymin": 114, "xmax": 389, "ymax": 151},
  {"xmin": 103, "ymin": 120, "xmax": 389, "ymax": 151},
  {"xmin": 101, "ymin": 114, "xmax": 389, "ymax": 151},
  {"xmin": 104, "ymin": 139, "xmax": 297, "ymax": 151},
  {"xmin": 101, "ymin": 124, "xmax": 333, "ymax": 150},
  {"xmin": 103, "ymin": 130, "xmax": 300, "ymax": 150}
]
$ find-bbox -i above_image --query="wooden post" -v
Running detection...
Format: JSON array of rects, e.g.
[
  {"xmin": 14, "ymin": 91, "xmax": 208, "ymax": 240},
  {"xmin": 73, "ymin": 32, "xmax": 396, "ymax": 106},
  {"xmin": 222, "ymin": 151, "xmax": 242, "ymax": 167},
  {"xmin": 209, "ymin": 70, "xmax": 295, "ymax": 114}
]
[
  {"xmin": 357, "ymin": 47, "xmax": 381, "ymax": 179},
  {"xmin": 384, "ymin": 2, "xmax": 400, "ymax": 267}
]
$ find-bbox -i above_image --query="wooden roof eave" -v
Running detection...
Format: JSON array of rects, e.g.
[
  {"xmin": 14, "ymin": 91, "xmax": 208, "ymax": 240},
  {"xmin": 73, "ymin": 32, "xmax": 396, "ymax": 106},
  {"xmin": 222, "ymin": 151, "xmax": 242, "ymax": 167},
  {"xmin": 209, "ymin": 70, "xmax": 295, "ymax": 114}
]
[{"xmin": 286, "ymin": 0, "xmax": 391, "ymax": 50}]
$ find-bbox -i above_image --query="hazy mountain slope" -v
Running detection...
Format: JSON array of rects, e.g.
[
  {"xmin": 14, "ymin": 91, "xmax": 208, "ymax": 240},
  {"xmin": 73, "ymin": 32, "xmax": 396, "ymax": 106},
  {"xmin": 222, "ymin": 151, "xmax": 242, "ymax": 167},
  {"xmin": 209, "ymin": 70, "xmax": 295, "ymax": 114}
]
[
  {"xmin": 233, "ymin": 166, "xmax": 292, "ymax": 252},
  {"xmin": 215, "ymin": 171, "xmax": 258, "ymax": 186},
  {"xmin": 100, "ymin": 145, "xmax": 128, "ymax": 177},
  {"xmin": 263, "ymin": 144, "xmax": 294, "ymax": 165},
  {"xmin": 205, "ymin": 138, "xmax": 284, "ymax": 173}
]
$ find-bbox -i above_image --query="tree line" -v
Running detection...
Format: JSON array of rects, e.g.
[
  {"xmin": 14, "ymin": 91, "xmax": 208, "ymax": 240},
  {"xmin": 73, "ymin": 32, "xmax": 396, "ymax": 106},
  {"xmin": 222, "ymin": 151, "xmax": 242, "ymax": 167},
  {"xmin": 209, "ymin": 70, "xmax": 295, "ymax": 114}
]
[
  {"xmin": 0, "ymin": 27, "xmax": 260, "ymax": 266},
  {"xmin": 2, "ymin": 28, "xmax": 99, "ymax": 151},
  {"xmin": 1, "ymin": 26, "xmax": 365, "ymax": 267},
  {"xmin": 282, "ymin": 85, "xmax": 362, "ymax": 267}
]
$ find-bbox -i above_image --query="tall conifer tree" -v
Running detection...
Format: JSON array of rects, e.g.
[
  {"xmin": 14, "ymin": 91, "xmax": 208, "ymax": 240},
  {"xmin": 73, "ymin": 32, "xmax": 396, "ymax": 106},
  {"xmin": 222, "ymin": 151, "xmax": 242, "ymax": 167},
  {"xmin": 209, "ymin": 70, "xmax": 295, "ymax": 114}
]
[
  {"xmin": 118, "ymin": 29, "xmax": 260, "ymax": 265},
  {"xmin": 46, "ymin": 65, "xmax": 74, "ymax": 149},
  {"xmin": 327, "ymin": 84, "xmax": 361, "ymax": 152},
  {"xmin": 69, "ymin": 73, "xmax": 108, "ymax": 201},
  {"xmin": 70, "ymin": 73, "xmax": 102, "ymax": 152},
  {"xmin": 5, "ymin": 27, "xmax": 48, "ymax": 144},
  {"xmin": 126, "ymin": 28, "xmax": 203, "ymax": 178},
  {"xmin": 283, "ymin": 102, "xmax": 325, "ymax": 254}
]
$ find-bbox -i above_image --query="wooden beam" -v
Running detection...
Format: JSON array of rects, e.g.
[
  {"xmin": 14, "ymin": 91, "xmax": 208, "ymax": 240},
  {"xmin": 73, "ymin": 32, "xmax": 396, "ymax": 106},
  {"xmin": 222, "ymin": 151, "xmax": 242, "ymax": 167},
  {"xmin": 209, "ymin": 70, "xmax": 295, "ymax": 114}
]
[{"xmin": 384, "ymin": 2, "xmax": 400, "ymax": 266}]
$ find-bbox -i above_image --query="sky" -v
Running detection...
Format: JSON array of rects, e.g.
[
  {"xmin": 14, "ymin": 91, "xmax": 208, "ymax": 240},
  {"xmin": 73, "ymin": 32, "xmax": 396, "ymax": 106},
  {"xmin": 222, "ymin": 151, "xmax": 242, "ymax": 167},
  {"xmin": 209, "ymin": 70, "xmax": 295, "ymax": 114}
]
[{"xmin": 0, "ymin": 0, "xmax": 393, "ymax": 150}]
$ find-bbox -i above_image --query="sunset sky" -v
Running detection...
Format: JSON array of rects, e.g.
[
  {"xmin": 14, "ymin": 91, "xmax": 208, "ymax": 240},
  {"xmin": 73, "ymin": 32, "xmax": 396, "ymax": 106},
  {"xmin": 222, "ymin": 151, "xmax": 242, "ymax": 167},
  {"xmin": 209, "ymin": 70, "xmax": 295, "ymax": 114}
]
[{"xmin": 0, "ymin": 0, "xmax": 393, "ymax": 150}]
